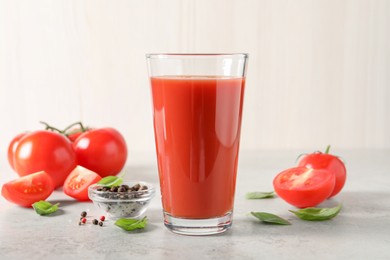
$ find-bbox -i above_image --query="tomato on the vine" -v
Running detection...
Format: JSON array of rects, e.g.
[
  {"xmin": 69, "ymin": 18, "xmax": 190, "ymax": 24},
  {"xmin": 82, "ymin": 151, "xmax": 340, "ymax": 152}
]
[
  {"xmin": 63, "ymin": 166, "xmax": 102, "ymax": 201},
  {"xmin": 298, "ymin": 146, "xmax": 346, "ymax": 198},
  {"xmin": 1, "ymin": 171, "xmax": 55, "ymax": 207},
  {"xmin": 66, "ymin": 131, "xmax": 86, "ymax": 143},
  {"xmin": 273, "ymin": 167, "xmax": 335, "ymax": 208},
  {"xmin": 7, "ymin": 132, "xmax": 28, "ymax": 170},
  {"xmin": 12, "ymin": 130, "xmax": 77, "ymax": 188},
  {"xmin": 72, "ymin": 128, "xmax": 127, "ymax": 177}
]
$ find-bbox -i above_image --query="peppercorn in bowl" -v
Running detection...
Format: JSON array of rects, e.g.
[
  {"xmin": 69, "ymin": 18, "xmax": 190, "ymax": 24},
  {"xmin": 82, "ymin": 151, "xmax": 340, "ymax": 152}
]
[{"xmin": 88, "ymin": 181, "xmax": 155, "ymax": 219}]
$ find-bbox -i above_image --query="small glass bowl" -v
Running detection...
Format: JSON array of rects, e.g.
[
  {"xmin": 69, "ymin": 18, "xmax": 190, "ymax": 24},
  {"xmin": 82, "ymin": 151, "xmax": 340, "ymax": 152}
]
[{"xmin": 88, "ymin": 181, "xmax": 155, "ymax": 219}]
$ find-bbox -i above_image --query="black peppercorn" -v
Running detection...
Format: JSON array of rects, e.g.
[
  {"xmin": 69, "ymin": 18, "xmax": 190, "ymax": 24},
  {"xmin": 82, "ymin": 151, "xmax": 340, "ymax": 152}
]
[
  {"xmin": 81, "ymin": 211, "xmax": 87, "ymax": 218},
  {"xmin": 99, "ymin": 221, "xmax": 103, "ymax": 227},
  {"xmin": 118, "ymin": 186, "xmax": 126, "ymax": 192},
  {"xmin": 92, "ymin": 219, "xmax": 99, "ymax": 225},
  {"xmin": 132, "ymin": 184, "xmax": 141, "ymax": 191},
  {"xmin": 121, "ymin": 184, "xmax": 130, "ymax": 190}
]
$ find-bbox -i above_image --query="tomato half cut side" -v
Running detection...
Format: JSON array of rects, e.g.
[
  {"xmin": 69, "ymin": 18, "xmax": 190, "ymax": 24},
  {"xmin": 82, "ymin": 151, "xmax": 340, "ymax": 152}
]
[
  {"xmin": 273, "ymin": 167, "xmax": 335, "ymax": 208},
  {"xmin": 63, "ymin": 166, "xmax": 102, "ymax": 201},
  {"xmin": 1, "ymin": 171, "xmax": 55, "ymax": 207}
]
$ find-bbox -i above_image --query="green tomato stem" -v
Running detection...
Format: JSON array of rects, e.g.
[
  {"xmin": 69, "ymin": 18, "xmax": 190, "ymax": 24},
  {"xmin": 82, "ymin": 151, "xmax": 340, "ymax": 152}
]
[
  {"xmin": 39, "ymin": 121, "xmax": 64, "ymax": 134},
  {"xmin": 324, "ymin": 145, "xmax": 331, "ymax": 154},
  {"xmin": 62, "ymin": 121, "xmax": 86, "ymax": 133}
]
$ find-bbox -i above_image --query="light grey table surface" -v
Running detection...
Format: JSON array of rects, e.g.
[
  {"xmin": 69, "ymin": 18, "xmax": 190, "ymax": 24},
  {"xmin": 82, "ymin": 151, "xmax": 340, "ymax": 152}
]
[{"xmin": 0, "ymin": 150, "xmax": 389, "ymax": 260}]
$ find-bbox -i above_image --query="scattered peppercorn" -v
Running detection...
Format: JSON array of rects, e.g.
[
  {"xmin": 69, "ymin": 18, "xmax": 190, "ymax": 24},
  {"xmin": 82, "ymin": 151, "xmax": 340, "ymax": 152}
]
[
  {"xmin": 81, "ymin": 211, "xmax": 87, "ymax": 218},
  {"xmin": 92, "ymin": 219, "xmax": 99, "ymax": 225},
  {"xmin": 100, "ymin": 216, "xmax": 106, "ymax": 221},
  {"xmin": 99, "ymin": 221, "xmax": 103, "ymax": 227},
  {"xmin": 81, "ymin": 218, "xmax": 87, "ymax": 224}
]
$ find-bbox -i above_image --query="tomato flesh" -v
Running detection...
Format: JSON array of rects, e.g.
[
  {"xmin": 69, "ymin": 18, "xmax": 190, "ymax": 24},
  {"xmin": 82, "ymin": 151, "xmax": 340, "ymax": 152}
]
[
  {"xmin": 1, "ymin": 171, "xmax": 55, "ymax": 207},
  {"xmin": 63, "ymin": 166, "xmax": 102, "ymax": 201},
  {"xmin": 298, "ymin": 153, "xmax": 346, "ymax": 197},
  {"xmin": 273, "ymin": 167, "xmax": 335, "ymax": 208}
]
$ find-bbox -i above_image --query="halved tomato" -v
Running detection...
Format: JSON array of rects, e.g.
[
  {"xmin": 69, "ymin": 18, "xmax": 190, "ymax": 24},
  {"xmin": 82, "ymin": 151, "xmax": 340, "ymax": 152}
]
[
  {"xmin": 1, "ymin": 171, "xmax": 55, "ymax": 207},
  {"xmin": 63, "ymin": 166, "xmax": 102, "ymax": 201},
  {"xmin": 298, "ymin": 149, "xmax": 346, "ymax": 198},
  {"xmin": 273, "ymin": 167, "xmax": 335, "ymax": 208}
]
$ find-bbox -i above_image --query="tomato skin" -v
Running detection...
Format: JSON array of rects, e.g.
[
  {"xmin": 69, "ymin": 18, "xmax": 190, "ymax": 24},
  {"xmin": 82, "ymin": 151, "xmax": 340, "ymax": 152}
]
[
  {"xmin": 67, "ymin": 132, "xmax": 84, "ymax": 142},
  {"xmin": 1, "ymin": 171, "xmax": 55, "ymax": 207},
  {"xmin": 273, "ymin": 167, "xmax": 335, "ymax": 208},
  {"xmin": 73, "ymin": 128, "xmax": 127, "ymax": 177},
  {"xmin": 7, "ymin": 132, "xmax": 28, "ymax": 170},
  {"xmin": 298, "ymin": 152, "xmax": 346, "ymax": 198},
  {"xmin": 66, "ymin": 128, "xmax": 91, "ymax": 142},
  {"xmin": 63, "ymin": 166, "xmax": 102, "ymax": 201},
  {"xmin": 13, "ymin": 130, "xmax": 77, "ymax": 189}
]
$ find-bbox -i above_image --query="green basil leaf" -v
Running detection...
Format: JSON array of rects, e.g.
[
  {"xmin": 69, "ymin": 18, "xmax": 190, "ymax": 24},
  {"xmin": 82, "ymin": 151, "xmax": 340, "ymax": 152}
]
[
  {"xmin": 98, "ymin": 176, "xmax": 123, "ymax": 187},
  {"xmin": 32, "ymin": 201, "xmax": 59, "ymax": 216},
  {"xmin": 246, "ymin": 191, "xmax": 275, "ymax": 199},
  {"xmin": 115, "ymin": 216, "xmax": 148, "ymax": 231},
  {"xmin": 250, "ymin": 212, "xmax": 291, "ymax": 225},
  {"xmin": 289, "ymin": 204, "xmax": 342, "ymax": 221}
]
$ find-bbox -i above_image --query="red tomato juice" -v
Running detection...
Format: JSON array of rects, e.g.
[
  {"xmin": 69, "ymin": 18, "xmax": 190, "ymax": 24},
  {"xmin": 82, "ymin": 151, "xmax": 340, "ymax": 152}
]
[{"xmin": 151, "ymin": 76, "xmax": 245, "ymax": 219}]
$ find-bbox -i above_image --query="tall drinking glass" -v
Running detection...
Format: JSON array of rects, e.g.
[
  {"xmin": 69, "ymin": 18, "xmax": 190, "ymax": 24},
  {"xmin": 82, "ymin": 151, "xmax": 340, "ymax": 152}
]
[{"xmin": 146, "ymin": 54, "xmax": 248, "ymax": 235}]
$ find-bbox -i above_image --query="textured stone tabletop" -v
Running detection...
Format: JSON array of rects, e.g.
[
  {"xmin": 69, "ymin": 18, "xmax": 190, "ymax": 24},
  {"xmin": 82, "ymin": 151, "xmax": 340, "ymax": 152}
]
[{"xmin": 1, "ymin": 150, "xmax": 389, "ymax": 260}]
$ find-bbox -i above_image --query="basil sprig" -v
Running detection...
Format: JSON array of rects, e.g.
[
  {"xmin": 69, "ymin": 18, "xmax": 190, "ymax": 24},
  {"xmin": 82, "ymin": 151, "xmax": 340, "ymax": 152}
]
[
  {"xmin": 246, "ymin": 191, "xmax": 275, "ymax": 199},
  {"xmin": 32, "ymin": 200, "xmax": 60, "ymax": 216},
  {"xmin": 250, "ymin": 212, "xmax": 291, "ymax": 225},
  {"xmin": 98, "ymin": 176, "xmax": 123, "ymax": 187},
  {"xmin": 289, "ymin": 204, "xmax": 342, "ymax": 221},
  {"xmin": 98, "ymin": 171, "xmax": 127, "ymax": 187},
  {"xmin": 115, "ymin": 216, "xmax": 148, "ymax": 231}
]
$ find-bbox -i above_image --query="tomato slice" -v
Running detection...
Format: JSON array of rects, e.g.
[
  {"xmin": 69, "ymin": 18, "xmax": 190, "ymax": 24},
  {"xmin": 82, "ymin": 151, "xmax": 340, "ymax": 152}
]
[
  {"xmin": 273, "ymin": 167, "xmax": 335, "ymax": 208},
  {"xmin": 63, "ymin": 166, "xmax": 102, "ymax": 201},
  {"xmin": 1, "ymin": 171, "xmax": 55, "ymax": 207}
]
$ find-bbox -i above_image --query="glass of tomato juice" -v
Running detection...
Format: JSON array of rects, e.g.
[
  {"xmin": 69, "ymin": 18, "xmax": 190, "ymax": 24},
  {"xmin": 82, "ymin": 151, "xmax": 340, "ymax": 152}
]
[{"xmin": 146, "ymin": 54, "xmax": 248, "ymax": 235}]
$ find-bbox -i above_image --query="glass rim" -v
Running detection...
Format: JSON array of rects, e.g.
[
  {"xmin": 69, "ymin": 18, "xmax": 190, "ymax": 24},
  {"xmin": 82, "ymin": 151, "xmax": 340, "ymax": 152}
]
[{"xmin": 146, "ymin": 53, "xmax": 248, "ymax": 59}]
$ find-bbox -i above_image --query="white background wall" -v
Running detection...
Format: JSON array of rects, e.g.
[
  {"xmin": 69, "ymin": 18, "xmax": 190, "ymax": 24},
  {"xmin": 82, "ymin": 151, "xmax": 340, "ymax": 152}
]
[{"xmin": 1, "ymin": 0, "xmax": 389, "ymax": 173}]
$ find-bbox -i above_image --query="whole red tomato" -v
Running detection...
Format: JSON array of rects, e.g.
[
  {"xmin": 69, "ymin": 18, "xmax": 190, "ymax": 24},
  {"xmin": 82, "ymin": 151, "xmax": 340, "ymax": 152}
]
[
  {"xmin": 72, "ymin": 127, "xmax": 127, "ymax": 177},
  {"xmin": 298, "ymin": 146, "xmax": 346, "ymax": 198},
  {"xmin": 7, "ymin": 132, "xmax": 28, "ymax": 170},
  {"xmin": 12, "ymin": 130, "xmax": 77, "ymax": 188}
]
